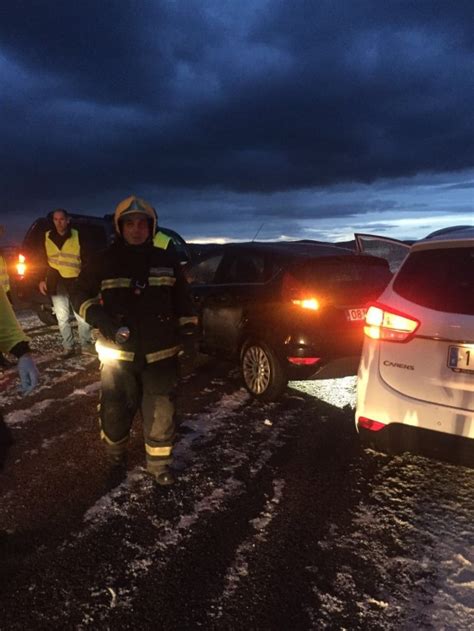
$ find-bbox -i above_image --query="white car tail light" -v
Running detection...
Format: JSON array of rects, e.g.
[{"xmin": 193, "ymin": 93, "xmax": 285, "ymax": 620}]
[
  {"xmin": 358, "ymin": 417, "xmax": 386, "ymax": 431},
  {"xmin": 364, "ymin": 304, "xmax": 419, "ymax": 342}
]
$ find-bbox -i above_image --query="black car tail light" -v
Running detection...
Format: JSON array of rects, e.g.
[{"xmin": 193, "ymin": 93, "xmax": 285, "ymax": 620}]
[
  {"xmin": 282, "ymin": 272, "xmax": 321, "ymax": 311},
  {"xmin": 16, "ymin": 253, "xmax": 27, "ymax": 278},
  {"xmin": 288, "ymin": 357, "xmax": 321, "ymax": 365}
]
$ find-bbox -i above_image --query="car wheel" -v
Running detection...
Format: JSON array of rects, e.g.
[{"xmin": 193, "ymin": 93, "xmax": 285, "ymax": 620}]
[
  {"xmin": 35, "ymin": 305, "xmax": 57, "ymax": 326},
  {"xmin": 241, "ymin": 341, "xmax": 288, "ymax": 401}
]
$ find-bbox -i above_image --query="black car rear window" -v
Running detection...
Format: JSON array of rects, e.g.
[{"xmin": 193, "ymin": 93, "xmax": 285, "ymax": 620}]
[
  {"xmin": 393, "ymin": 247, "xmax": 474, "ymax": 315},
  {"xmin": 291, "ymin": 256, "xmax": 391, "ymax": 295}
]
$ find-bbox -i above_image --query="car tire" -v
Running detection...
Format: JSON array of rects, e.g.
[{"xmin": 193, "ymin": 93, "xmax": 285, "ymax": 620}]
[
  {"xmin": 240, "ymin": 340, "xmax": 288, "ymax": 401},
  {"xmin": 35, "ymin": 304, "xmax": 57, "ymax": 326}
]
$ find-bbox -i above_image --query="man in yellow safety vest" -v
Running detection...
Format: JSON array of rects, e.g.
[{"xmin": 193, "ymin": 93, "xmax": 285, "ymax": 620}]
[{"xmin": 38, "ymin": 209, "xmax": 93, "ymax": 358}]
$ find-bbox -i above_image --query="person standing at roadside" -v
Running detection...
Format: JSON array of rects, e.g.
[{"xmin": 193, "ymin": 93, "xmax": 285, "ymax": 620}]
[
  {"xmin": 0, "ymin": 225, "xmax": 13, "ymax": 368},
  {"xmin": 72, "ymin": 196, "xmax": 197, "ymax": 485},
  {"xmin": 38, "ymin": 209, "xmax": 94, "ymax": 358}
]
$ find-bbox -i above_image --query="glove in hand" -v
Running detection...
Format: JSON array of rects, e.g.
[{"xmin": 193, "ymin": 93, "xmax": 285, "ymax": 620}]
[{"xmin": 18, "ymin": 353, "xmax": 40, "ymax": 395}]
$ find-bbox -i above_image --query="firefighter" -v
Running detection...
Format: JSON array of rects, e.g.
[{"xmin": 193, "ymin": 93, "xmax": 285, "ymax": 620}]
[
  {"xmin": 72, "ymin": 196, "xmax": 198, "ymax": 485},
  {"xmin": 0, "ymin": 285, "xmax": 39, "ymax": 394},
  {"xmin": 38, "ymin": 209, "xmax": 93, "ymax": 358}
]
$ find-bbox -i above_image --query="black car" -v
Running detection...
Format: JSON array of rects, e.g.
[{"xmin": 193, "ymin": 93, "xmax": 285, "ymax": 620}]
[
  {"xmin": 12, "ymin": 213, "xmax": 191, "ymax": 325},
  {"xmin": 185, "ymin": 241, "xmax": 392, "ymax": 400}
]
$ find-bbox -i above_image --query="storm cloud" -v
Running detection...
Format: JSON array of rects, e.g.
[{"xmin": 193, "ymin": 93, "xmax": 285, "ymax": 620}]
[{"xmin": 0, "ymin": 0, "xmax": 472, "ymax": 241}]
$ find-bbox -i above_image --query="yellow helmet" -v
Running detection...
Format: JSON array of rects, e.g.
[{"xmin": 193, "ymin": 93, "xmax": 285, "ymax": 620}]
[{"xmin": 114, "ymin": 196, "xmax": 157, "ymax": 235}]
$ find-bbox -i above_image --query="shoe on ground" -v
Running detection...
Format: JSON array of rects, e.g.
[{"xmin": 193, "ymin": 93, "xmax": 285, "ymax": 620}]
[
  {"xmin": 60, "ymin": 348, "xmax": 76, "ymax": 359},
  {"xmin": 147, "ymin": 464, "xmax": 175, "ymax": 486}
]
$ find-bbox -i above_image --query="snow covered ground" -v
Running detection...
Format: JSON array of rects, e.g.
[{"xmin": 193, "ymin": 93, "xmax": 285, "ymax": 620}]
[{"xmin": 1, "ymin": 311, "xmax": 473, "ymax": 628}]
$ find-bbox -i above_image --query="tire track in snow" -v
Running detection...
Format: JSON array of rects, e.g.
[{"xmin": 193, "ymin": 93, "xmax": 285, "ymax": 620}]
[
  {"xmin": 9, "ymin": 391, "xmax": 308, "ymax": 627},
  {"xmin": 208, "ymin": 477, "xmax": 286, "ymax": 622}
]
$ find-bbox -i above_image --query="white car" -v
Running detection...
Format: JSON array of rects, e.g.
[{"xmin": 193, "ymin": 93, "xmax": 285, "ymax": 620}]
[{"xmin": 356, "ymin": 226, "xmax": 474, "ymax": 463}]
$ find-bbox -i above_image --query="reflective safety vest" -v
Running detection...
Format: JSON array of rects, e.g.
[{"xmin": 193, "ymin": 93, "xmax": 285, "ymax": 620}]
[
  {"xmin": 0, "ymin": 286, "xmax": 28, "ymax": 354},
  {"xmin": 153, "ymin": 231, "xmax": 172, "ymax": 250},
  {"xmin": 0, "ymin": 255, "xmax": 10, "ymax": 293},
  {"xmin": 45, "ymin": 229, "xmax": 81, "ymax": 278}
]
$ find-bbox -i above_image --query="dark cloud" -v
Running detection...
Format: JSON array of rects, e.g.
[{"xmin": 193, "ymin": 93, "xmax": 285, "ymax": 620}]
[{"xmin": 0, "ymin": 0, "xmax": 473, "ymax": 239}]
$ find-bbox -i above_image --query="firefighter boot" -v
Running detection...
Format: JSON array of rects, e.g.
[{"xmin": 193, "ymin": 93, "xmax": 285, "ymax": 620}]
[
  {"xmin": 146, "ymin": 461, "xmax": 175, "ymax": 486},
  {"xmin": 104, "ymin": 447, "xmax": 127, "ymax": 490},
  {"xmin": 105, "ymin": 442, "xmax": 127, "ymax": 467}
]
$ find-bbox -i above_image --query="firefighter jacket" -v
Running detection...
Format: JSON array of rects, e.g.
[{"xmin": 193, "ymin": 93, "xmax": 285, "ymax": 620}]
[
  {"xmin": 72, "ymin": 239, "xmax": 198, "ymax": 365},
  {"xmin": 0, "ymin": 286, "xmax": 30, "ymax": 357},
  {"xmin": 0, "ymin": 254, "xmax": 10, "ymax": 293}
]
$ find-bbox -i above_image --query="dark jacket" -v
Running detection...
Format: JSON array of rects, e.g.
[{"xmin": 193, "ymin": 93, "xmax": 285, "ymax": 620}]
[{"xmin": 72, "ymin": 238, "xmax": 197, "ymax": 365}]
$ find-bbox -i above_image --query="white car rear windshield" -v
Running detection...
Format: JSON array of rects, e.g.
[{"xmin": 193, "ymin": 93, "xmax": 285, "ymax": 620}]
[{"xmin": 393, "ymin": 247, "xmax": 474, "ymax": 315}]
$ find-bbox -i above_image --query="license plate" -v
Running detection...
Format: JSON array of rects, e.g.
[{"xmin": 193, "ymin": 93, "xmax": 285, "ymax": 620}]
[
  {"xmin": 447, "ymin": 345, "xmax": 474, "ymax": 373},
  {"xmin": 346, "ymin": 308, "xmax": 367, "ymax": 322}
]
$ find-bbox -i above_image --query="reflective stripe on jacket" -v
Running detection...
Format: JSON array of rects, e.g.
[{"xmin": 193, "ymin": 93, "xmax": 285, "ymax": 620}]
[
  {"xmin": 45, "ymin": 228, "xmax": 81, "ymax": 278},
  {"xmin": 73, "ymin": 240, "xmax": 197, "ymax": 365},
  {"xmin": 153, "ymin": 231, "xmax": 172, "ymax": 250},
  {"xmin": 0, "ymin": 255, "xmax": 10, "ymax": 293}
]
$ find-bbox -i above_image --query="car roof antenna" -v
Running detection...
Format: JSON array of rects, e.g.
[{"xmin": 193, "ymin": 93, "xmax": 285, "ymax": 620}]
[{"xmin": 252, "ymin": 223, "xmax": 264, "ymax": 241}]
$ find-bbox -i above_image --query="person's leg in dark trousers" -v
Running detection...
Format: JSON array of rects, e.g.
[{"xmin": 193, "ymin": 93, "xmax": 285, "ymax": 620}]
[
  {"xmin": 100, "ymin": 360, "xmax": 139, "ymax": 464},
  {"xmin": 141, "ymin": 358, "xmax": 178, "ymax": 484}
]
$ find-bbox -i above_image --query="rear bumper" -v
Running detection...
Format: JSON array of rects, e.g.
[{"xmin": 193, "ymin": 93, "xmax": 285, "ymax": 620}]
[
  {"xmin": 358, "ymin": 424, "xmax": 474, "ymax": 467},
  {"xmin": 356, "ymin": 341, "xmax": 474, "ymax": 465},
  {"xmin": 283, "ymin": 327, "xmax": 363, "ymax": 380},
  {"xmin": 286, "ymin": 354, "xmax": 361, "ymax": 381}
]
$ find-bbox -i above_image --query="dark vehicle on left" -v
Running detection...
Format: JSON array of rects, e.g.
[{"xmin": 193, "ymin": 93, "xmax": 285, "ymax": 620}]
[
  {"xmin": 11, "ymin": 213, "xmax": 191, "ymax": 325},
  {"xmin": 184, "ymin": 241, "xmax": 392, "ymax": 400}
]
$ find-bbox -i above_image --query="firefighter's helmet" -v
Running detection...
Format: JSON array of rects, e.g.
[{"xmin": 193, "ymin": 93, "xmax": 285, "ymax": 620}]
[{"xmin": 114, "ymin": 196, "xmax": 157, "ymax": 235}]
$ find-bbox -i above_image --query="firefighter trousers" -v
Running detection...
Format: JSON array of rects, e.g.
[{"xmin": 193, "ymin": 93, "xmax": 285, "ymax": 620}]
[{"xmin": 99, "ymin": 357, "xmax": 178, "ymax": 467}]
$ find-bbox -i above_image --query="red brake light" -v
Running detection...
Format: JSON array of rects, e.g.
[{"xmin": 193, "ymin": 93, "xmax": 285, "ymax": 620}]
[
  {"xmin": 282, "ymin": 273, "xmax": 321, "ymax": 311},
  {"xmin": 288, "ymin": 357, "xmax": 320, "ymax": 365},
  {"xmin": 358, "ymin": 417, "xmax": 386, "ymax": 431},
  {"xmin": 364, "ymin": 304, "xmax": 419, "ymax": 342},
  {"xmin": 16, "ymin": 254, "xmax": 27, "ymax": 278}
]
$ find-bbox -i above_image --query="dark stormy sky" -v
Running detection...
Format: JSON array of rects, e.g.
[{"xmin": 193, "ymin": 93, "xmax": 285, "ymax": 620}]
[{"xmin": 1, "ymin": 0, "xmax": 473, "ymax": 245}]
